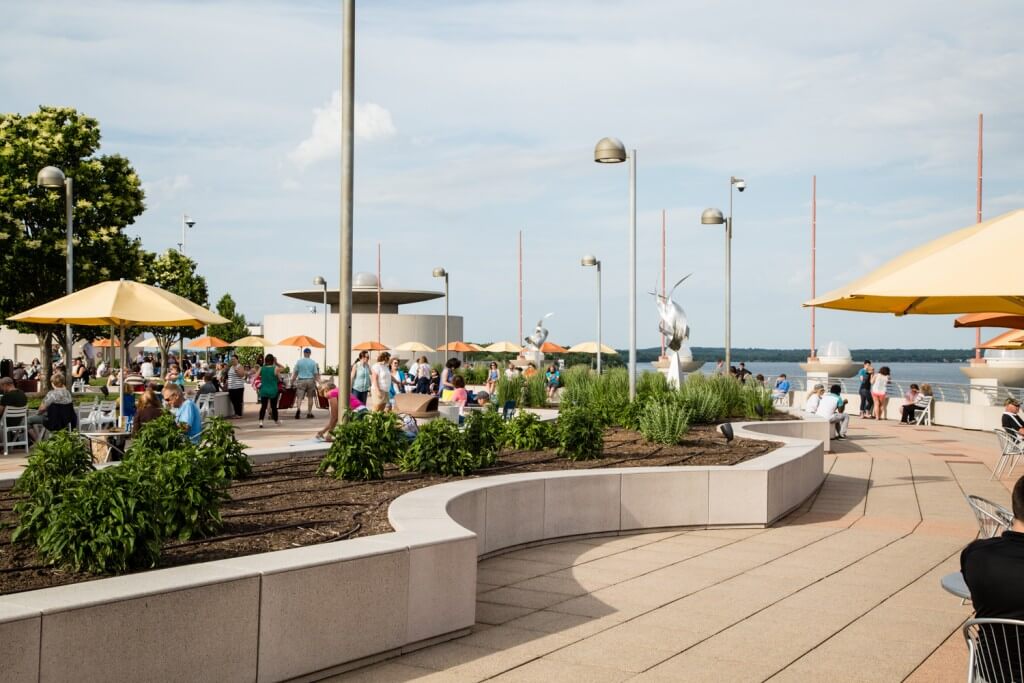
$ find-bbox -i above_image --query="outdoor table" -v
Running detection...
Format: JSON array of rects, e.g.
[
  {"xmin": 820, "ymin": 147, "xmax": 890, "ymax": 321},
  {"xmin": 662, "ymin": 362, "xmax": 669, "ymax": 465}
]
[
  {"xmin": 80, "ymin": 429, "xmax": 129, "ymax": 464},
  {"xmin": 941, "ymin": 571, "xmax": 971, "ymax": 600}
]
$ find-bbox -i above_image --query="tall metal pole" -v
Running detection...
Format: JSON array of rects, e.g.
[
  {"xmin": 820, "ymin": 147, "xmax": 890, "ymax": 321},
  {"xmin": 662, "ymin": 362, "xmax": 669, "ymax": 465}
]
[
  {"xmin": 975, "ymin": 113, "xmax": 984, "ymax": 360},
  {"xmin": 811, "ymin": 175, "xmax": 817, "ymax": 360},
  {"xmin": 65, "ymin": 178, "xmax": 74, "ymax": 367},
  {"xmin": 443, "ymin": 274, "xmax": 449, "ymax": 356},
  {"xmin": 376, "ymin": 242, "xmax": 382, "ymax": 343},
  {"xmin": 596, "ymin": 261, "xmax": 603, "ymax": 375},
  {"xmin": 628, "ymin": 150, "xmax": 637, "ymax": 400},
  {"xmin": 660, "ymin": 209, "xmax": 666, "ymax": 359},
  {"xmin": 322, "ymin": 282, "xmax": 328, "ymax": 370},
  {"xmin": 518, "ymin": 230, "xmax": 523, "ymax": 346},
  {"xmin": 725, "ymin": 181, "xmax": 733, "ymax": 372},
  {"xmin": 338, "ymin": 0, "xmax": 355, "ymax": 400},
  {"xmin": 181, "ymin": 214, "xmax": 186, "ymax": 255}
]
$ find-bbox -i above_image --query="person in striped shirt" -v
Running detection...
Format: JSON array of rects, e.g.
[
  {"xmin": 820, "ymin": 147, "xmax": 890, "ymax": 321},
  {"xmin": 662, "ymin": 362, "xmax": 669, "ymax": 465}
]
[{"xmin": 226, "ymin": 356, "xmax": 247, "ymax": 418}]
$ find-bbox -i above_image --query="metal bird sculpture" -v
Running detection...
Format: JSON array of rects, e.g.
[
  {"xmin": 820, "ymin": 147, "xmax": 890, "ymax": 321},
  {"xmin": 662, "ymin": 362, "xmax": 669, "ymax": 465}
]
[
  {"xmin": 524, "ymin": 313, "xmax": 554, "ymax": 351},
  {"xmin": 652, "ymin": 274, "xmax": 691, "ymax": 352}
]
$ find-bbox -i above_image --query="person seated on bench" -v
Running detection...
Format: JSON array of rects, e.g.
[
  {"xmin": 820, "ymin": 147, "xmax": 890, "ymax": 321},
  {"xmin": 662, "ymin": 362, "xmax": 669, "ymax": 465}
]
[
  {"xmin": 452, "ymin": 376, "xmax": 469, "ymax": 408},
  {"xmin": 475, "ymin": 391, "xmax": 491, "ymax": 407},
  {"xmin": 815, "ymin": 384, "xmax": 849, "ymax": 439},
  {"xmin": 803, "ymin": 384, "xmax": 825, "ymax": 414},
  {"xmin": 1003, "ymin": 397, "xmax": 1024, "ymax": 439},
  {"xmin": 900, "ymin": 384, "xmax": 922, "ymax": 424},
  {"xmin": 772, "ymin": 374, "xmax": 790, "ymax": 401},
  {"xmin": 962, "ymin": 474, "xmax": 1024, "ymax": 620},
  {"xmin": 27, "ymin": 372, "xmax": 74, "ymax": 438}
]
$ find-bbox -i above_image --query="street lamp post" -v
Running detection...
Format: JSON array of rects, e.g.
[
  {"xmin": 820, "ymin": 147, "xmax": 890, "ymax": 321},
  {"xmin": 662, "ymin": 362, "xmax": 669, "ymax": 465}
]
[
  {"xmin": 37, "ymin": 166, "xmax": 74, "ymax": 367},
  {"xmin": 432, "ymin": 267, "xmax": 449, "ymax": 358},
  {"xmin": 581, "ymin": 255, "xmax": 602, "ymax": 374},
  {"xmin": 593, "ymin": 137, "xmax": 636, "ymax": 400},
  {"xmin": 314, "ymin": 276, "xmax": 328, "ymax": 370},
  {"xmin": 700, "ymin": 176, "xmax": 745, "ymax": 372},
  {"xmin": 338, "ymin": 0, "xmax": 356, "ymax": 402},
  {"xmin": 180, "ymin": 214, "xmax": 195, "ymax": 254}
]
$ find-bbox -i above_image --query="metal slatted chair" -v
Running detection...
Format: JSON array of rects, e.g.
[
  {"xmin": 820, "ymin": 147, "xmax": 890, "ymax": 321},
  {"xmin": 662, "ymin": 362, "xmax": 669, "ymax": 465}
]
[
  {"xmin": 966, "ymin": 495, "xmax": 1014, "ymax": 539},
  {"xmin": 964, "ymin": 618, "xmax": 1024, "ymax": 683},
  {"xmin": 1, "ymin": 407, "xmax": 29, "ymax": 455},
  {"xmin": 993, "ymin": 429, "xmax": 1024, "ymax": 480},
  {"xmin": 913, "ymin": 395, "xmax": 933, "ymax": 426}
]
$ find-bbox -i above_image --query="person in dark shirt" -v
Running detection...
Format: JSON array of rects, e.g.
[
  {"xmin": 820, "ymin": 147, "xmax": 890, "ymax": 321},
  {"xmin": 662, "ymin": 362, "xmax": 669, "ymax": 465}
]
[
  {"xmin": 1002, "ymin": 398, "xmax": 1024, "ymax": 438},
  {"xmin": 0, "ymin": 377, "xmax": 28, "ymax": 421},
  {"xmin": 962, "ymin": 475, "xmax": 1024, "ymax": 619},
  {"xmin": 196, "ymin": 372, "xmax": 220, "ymax": 395}
]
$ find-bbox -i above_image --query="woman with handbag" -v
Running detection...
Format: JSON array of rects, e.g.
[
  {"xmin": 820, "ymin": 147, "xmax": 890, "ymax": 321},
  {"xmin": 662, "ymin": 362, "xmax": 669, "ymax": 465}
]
[{"xmin": 258, "ymin": 354, "xmax": 283, "ymax": 427}]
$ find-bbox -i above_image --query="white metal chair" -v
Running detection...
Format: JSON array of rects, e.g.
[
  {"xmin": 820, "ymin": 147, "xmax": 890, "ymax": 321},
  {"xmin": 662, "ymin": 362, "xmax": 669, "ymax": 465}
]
[
  {"xmin": 196, "ymin": 394, "xmax": 214, "ymax": 419},
  {"xmin": 964, "ymin": 618, "xmax": 1024, "ymax": 683},
  {"xmin": 76, "ymin": 398, "xmax": 100, "ymax": 431},
  {"xmin": 1, "ymin": 407, "xmax": 29, "ymax": 455},
  {"xmin": 92, "ymin": 400, "xmax": 118, "ymax": 430},
  {"xmin": 993, "ymin": 429, "xmax": 1024, "ymax": 480},
  {"xmin": 913, "ymin": 395, "xmax": 933, "ymax": 426},
  {"xmin": 966, "ymin": 494, "xmax": 1014, "ymax": 539}
]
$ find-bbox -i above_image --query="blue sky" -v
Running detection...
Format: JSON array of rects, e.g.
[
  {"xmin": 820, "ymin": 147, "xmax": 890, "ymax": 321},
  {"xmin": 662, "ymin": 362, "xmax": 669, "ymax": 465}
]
[{"xmin": 4, "ymin": 0, "xmax": 1024, "ymax": 349}]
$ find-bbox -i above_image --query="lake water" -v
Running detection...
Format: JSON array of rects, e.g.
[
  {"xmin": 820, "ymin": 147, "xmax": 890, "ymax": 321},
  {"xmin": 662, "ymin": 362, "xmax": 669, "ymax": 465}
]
[{"xmin": 650, "ymin": 361, "xmax": 973, "ymax": 387}]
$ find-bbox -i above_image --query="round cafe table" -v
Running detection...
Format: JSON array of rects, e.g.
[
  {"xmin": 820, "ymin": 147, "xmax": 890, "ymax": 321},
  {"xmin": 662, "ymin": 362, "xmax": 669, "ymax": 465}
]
[
  {"xmin": 80, "ymin": 429, "xmax": 129, "ymax": 463},
  {"xmin": 941, "ymin": 571, "xmax": 971, "ymax": 600}
]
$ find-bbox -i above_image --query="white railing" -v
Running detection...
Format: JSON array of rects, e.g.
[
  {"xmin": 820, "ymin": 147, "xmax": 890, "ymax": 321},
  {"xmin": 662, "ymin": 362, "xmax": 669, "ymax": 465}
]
[{"xmin": 764, "ymin": 375, "xmax": 1024, "ymax": 405}]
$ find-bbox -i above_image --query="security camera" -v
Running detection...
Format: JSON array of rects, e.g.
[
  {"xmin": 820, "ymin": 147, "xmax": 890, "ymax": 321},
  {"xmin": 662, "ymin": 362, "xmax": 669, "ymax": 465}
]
[
  {"xmin": 736, "ymin": 182, "xmax": 746, "ymax": 192},
  {"xmin": 185, "ymin": 219, "xmax": 196, "ymax": 228}
]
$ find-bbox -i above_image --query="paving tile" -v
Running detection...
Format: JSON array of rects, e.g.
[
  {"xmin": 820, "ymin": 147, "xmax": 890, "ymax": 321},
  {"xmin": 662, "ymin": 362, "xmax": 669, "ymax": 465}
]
[
  {"xmin": 490, "ymin": 657, "xmax": 632, "ymax": 682},
  {"xmin": 475, "ymin": 602, "xmax": 535, "ymax": 625},
  {"xmin": 511, "ymin": 574, "xmax": 608, "ymax": 596},
  {"xmin": 323, "ymin": 662, "xmax": 481, "ymax": 682},
  {"xmin": 503, "ymin": 610, "xmax": 620, "ymax": 639},
  {"xmin": 457, "ymin": 624, "xmax": 577, "ymax": 656},
  {"xmin": 477, "ymin": 586, "xmax": 568, "ymax": 610}
]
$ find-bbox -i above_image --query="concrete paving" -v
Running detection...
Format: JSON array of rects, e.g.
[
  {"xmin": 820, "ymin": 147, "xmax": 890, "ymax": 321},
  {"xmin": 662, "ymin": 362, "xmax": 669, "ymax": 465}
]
[{"xmin": 328, "ymin": 417, "xmax": 1014, "ymax": 682}]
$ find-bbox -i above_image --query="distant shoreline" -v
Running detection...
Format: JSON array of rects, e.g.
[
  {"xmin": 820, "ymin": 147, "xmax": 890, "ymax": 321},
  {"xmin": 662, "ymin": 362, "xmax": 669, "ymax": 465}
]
[{"xmin": 627, "ymin": 347, "xmax": 974, "ymax": 364}]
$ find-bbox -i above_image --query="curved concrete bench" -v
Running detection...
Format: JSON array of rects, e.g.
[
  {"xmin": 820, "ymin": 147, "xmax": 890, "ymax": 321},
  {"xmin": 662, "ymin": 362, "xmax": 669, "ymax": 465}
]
[{"xmin": 0, "ymin": 418, "xmax": 826, "ymax": 683}]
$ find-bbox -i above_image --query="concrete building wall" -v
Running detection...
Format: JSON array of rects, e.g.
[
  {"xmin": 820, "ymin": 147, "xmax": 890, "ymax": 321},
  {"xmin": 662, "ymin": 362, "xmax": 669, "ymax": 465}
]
[
  {"xmin": 262, "ymin": 312, "xmax": 464, "ymax": 370},
  {"xmin": 0, "ymin": 326, "xmax": 46, "ymax": 364}
]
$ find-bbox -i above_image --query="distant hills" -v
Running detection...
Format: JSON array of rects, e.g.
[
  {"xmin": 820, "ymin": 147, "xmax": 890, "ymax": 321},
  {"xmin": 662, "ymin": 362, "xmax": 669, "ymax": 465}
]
[{"xmin": 627, "ymin": 347, "xmax": 974, "ymax": 364}]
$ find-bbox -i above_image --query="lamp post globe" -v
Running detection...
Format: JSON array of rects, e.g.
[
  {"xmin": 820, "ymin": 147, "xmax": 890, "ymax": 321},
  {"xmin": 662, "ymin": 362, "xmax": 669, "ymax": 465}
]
[
  {"xmin": 580, "ymin": 254, "xmax": 603, "ymax": 374},
  {"xmin": 37, "ymin": 166, "xmax": 66, "ymax": 189},
  {"xmin": 701, "ymin": 208, "xmax": 725, "ymax": 225},
  {"xmin": 313, "ymin": 276, "xmax": 328, "ymax": 368},
  {"xmin": 593, "ymin": 137, "xmax": 627, "ymax": 164},
  {"xmin": 580, "ymin": 254, "xmax": 598, "ymax": 267}
]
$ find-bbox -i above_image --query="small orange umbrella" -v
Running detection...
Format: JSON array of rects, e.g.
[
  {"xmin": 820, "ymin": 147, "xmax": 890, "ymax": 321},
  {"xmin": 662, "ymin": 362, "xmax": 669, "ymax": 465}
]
[
  {"xmin": 277, "ymin": 335, "xmax": 325, "ymax": 349},
  {"xmin": 353, "ymin": 340, "xmax": 389, "ymax": 351},
  {"xmin": 955, "ymin": 312, "xmax": 1024, "ymax": 330},
  {"xmin": 978, "ymin": 330, "xmax": 1024, "ymax": 350},
  {"xmin": 437, "ymin": 341, "xmax": 476, "ymax": 352},
  {"xmin": 92, "ymin": 338, "xmax": 121, "ymax": 348},
  {"xmin": 540, "ymin": 341, "xmax": 569, "ymax": 353},
  {"xmin": 187, "ymin": 335, "xmax": 229, "ymax": 349}
]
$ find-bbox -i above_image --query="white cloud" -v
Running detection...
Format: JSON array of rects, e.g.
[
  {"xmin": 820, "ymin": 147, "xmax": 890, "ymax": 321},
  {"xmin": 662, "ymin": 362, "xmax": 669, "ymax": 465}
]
[
  {"xmin": 141, "ymin": 174, "xmax": 191, "ymax": 208},
  {"xmin": 289, "ymin": 92, "xmax": 396, "ymax": 168}
]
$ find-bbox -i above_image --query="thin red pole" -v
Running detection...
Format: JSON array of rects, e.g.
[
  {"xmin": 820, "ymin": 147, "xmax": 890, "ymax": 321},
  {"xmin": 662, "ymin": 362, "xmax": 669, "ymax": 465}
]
[
  {"xmin": 975, "ymin": 114, "xmax": 983, "ymax": 360},
  {"xmin": 811, "ymin": 175, "xmax": 817, "ymax": 360},
  {"xmin": 376, "ymin": 242, "xmax": 381, "ymax": 343},
  {"xmin": 661, "ymin": 209, "xmax": 666, "ymax": 358},
  {"xmin": 518, "ymin": 230, "xmax": 523, "ymax": 346}
]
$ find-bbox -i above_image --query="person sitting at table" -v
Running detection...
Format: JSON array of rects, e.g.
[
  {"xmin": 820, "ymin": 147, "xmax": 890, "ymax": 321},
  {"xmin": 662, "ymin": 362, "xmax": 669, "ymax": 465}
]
[
  {"xmin": 451, "ymin": 376, "xmax": 469, "ymax": 408},
  {"xmin": 123, "ymin": 364, "xmax": 146, "ymax": 392},
  {"xmin": 161, "ymin": 382, "xmax": 202, "ymax": 442},
  {"xmin": 197, "ymin": 372, "xmax": 220, "ymax": 395},
  {"xmin": 1002, "ymin": 397, "xmax": 1024, "ymax": 439},
  {"xmin": 0, "ymin": 376, "xmax": 27, "ymax": 422},
  {"xmin": 961, "ymin": 475, "xmax": 1024, "ymax": 623},
  {"xmin": 900, "ymin": 384, "xmax": 922, "ymax": 424},
  {"xmin": 27, "ymin": 372, "xmax": 74, "ymax": 431},
  {"xmin": 131, "ymin": 384, "xmax": 164, "ymax": 436}
]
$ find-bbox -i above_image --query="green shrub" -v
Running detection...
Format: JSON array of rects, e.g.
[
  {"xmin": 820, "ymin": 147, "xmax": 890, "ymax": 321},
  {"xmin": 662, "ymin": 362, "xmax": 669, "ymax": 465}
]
[
  {"xmin": 556, "ymin": 407, "xmax": 604, "ymax": 460},
  {"xmin": 496, "ymin": 374, "xmax": 524, "ymax": 407},
  {"xmin": 35, "ymin": 465, "xmax": 163, "ymax": 574},
  {"xmin": 637, "ymin": 370, "xmax": 670, "ymax": 401},
  {"xmin": 12, "ymin": 431, "xmax": 95, "ymax": 543},
  {"xmin": 740, "ymin": 382, "xmax": 774, "ymax": 420},
  {"xmin": 709, "ymin": 374, "xmax": 745, "ymax": 416},
  {"xmin": 522, "ymin": 373, "xmax": 548, "ymax": 407},
  {"xmin": 504, "ymin": 411, "xmax": 555, "ymax": 451},
  {"xmin": 126, "ymin": 413, "xmax": 191, "ymax": 459},
  {"xmin": 318, "ymin": 411, "xmax": 407, "ymax": 481},
  {"xmin": 463, "ymin": 408, "xmax": 505, "ymax": 468},
  {"xmin": 198, "ymin": 416, "xmax": 251, "ymax": 479},
  {"xmin": 127, "ymin": 447, "xmax": 228, "ymax": 541},
  {"xmin": 560, "ymin": 365, "xmax": 596, "ymax": 408},
  {"xmin": 399, "ymin": 418, "xmax": 476, "ymax": 476},
  {"xmin": 460, "ymin": 366, "xmax": 489, "ymax": 385},
  {"xmin": 639, "ymin": 400, "xmax": 691, "ymax": 444},
  {"xmin": 677, "ymin": 374, "xmax": 728, "ymax": 423}
]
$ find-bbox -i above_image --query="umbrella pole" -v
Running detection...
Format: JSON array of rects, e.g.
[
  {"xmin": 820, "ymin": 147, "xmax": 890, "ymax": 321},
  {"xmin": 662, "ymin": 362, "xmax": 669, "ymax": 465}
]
[{"xmin": 119, "ymin": 323, "xmax": 126, "ymax": 430}]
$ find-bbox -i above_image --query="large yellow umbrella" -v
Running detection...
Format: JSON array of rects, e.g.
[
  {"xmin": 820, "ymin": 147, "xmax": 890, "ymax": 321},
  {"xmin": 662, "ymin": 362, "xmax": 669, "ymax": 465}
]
[
  {"xmin": 9, "ymin": 280, "xmax": 228, "ymax": 428},
  {"xmin": 805, "ymin": 209, "xmax": 1024, "ymax": 315},
  {"xmin": 567, "ymin": 341, "xmax": 618, "ymax": 355},
  {"xmin": 230, "ymin": 335, "xmax": 274, "ymax": 348},
  {"xmin": 393, "ymin": 341, "xmax": 434, "ymax": 353},
  {"xmin": 484, "ymin": 341, "xmax": 522, "ymax": 353}
]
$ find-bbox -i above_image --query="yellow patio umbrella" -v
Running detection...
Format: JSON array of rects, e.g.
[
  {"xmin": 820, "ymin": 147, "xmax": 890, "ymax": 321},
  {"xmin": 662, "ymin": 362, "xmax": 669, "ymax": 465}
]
[
  {"xmin": 393, "ymin": 341, "xmax": 434, "ymax": 353},
  {"xmin": 483, "ymin": 341, "xmax": 522, "ymax": 353},
  {"xmin": 9, "ymin": 280, "xmax": 228, "ymax": 428},
  {"xmin": 132, "ymin": 337, "xmax": 161, "ymax": 349},
  {"xmin": 978, "ymin": 330, "xmax": 1024, "ymax": 350},
  {"xmin": 805, "ymin": 209, "xmax": 1024, "ymax": 315},
  {"xmin": 467, "ymin": 343, "xmax": 485, "ymax": 352},
  {"xmin": 567, "ymin": 341, "xmax": 618, "ymax": 355},
  {"xmin": 229, "ymin": 335, "xmax": 274, "ymax": 348}
]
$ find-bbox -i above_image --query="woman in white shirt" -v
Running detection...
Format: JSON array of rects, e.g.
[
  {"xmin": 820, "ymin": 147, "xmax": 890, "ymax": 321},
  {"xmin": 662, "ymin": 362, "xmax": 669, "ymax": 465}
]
[
  {"xmin": 871, "ymin": 366, "xmax": 891, "ymax": 420},
  {"xmin": 369, "ymin": 351, "xmax": 393, "ymax": 412},
  {"xmin": 804, "ymin": 385, "xmax": 825, "ymax": 413}
]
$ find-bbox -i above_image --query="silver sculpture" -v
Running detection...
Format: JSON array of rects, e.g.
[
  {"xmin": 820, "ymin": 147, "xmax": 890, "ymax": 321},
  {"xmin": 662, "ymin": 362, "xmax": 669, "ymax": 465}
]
[
  {"xmin": 524, "ymin": 313, "xmax": 553, "ymax": 352},
  {"xmin": 653, "ymin": 274, "xmax": 691, "ymax": 387}
]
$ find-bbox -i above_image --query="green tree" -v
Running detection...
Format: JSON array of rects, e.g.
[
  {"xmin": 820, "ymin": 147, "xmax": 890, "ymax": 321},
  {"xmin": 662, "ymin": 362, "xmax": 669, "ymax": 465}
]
[
  {"xmin": 208, "ymin": 293, "xmax": 249, "ymax": 346},
  {"xmin": 141, "ymin": 249, "xmax": 209, "ymax": 363},
  {"xmin": 0, "ymin": 106, "xmax": 146, "ymax": 384}
]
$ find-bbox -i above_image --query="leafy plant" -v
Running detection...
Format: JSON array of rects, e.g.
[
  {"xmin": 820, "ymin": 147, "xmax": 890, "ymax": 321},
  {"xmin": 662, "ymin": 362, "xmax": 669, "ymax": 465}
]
[
  {"xmin": 637, "ymin": 370, "xmax": 670, "ymax": 401},
  {"xmin": 496, "ymin": 374, "xmax": 524, "ymax": 407},
  {"xmin": 503, "ymin": 411, "xmax": 555, "ymax": 451},
  {"xmin": 740, "ymin": 381, "xmax": 774, "ymax": 420},
  {"xmin": 677, "ymin": 374, "xmax": 728, "ymax": 423},
  {"xmin": 318, "ymin": 411, "xmax": 407, "ymax": 481},
  {"xmin": 12, "ymin": 431, "xmax": 95, "ymax": 543},
  {"xmin": 198, "ymin": 416, "xmax": 251, "ymax": 479},
  {"xmin": 522, "ymin": 373, "xmax": 548, "ymax": 408},
  {"xmin": 399, "ymin": 418, "xmax": 476, "ymax": 476},
  {"xmin": 560, "ymin": 365, "xmax": 596, "ymax": 408},
  {"xmin": 556, "ymin": 407, "xmax": 604, "ymax": 460},
  {"xmin": 127, "ymin": 447, "xmax": 228, "ymax": 541},
  {"xmin": 639, "ymin": 400, "xmax": 691, "ymax": 444},
  {"xmin": 126, "ymin": 413, "xmax": 191, "ymax": 459},
  {"xmin": 463, "ymin": 408, "xmax": 505, "ymax": 468}
]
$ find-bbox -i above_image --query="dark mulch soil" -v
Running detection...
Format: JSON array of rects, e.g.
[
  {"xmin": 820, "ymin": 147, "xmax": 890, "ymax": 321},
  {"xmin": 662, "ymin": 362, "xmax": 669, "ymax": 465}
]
[{"xmin": 0, "ymin": 423, "xmax": 778, "ymax": 596}]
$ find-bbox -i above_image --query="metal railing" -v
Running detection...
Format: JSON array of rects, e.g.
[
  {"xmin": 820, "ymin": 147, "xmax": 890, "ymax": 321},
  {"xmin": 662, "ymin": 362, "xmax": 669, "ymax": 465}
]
[{"xmin": 770, "ymin": 375, "xmax": 1024, "ymax": 406}]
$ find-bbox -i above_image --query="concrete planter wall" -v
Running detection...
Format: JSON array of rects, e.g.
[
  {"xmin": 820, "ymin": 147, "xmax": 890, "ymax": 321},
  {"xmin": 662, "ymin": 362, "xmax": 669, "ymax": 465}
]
[{"xmin": 0, "ymin": 418, "xmax": 825, "ymax": 683}]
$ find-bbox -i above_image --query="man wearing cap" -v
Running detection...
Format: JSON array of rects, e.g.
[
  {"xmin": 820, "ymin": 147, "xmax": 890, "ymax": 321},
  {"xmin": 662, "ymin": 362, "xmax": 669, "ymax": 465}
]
[
  {"xmin": 291, "ymin": 348, "xmax": 321, "ymax": 420},
  {"xmin": 1003, "ymin": 397, "xmax": 1024, "ymax": 439}
]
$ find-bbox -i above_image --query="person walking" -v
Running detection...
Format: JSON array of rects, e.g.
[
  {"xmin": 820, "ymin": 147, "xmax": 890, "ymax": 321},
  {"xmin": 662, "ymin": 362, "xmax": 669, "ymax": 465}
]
[
  {"xmin": 291, "ymin": 347, "xmax": 321, "ymax": 420},
  {"xmin": 226, "ymin": 356, "xmax": 246, "ymax": 418},
  {"xmin": 350, "ymin": 351, "xmax": 371, "ymax": 404},
  {"xmin": 857, "ymin": 360, "xmax": 874, "ymax": 418},
  {"xmin": 871, "ymin": 366, "xmax": 891, "ymax": 420},
  {"xmin": 369, "ymin": 351, "xmax": 392, "ymax": 412},
  {"xmin": 258, "ymin": 353, "xmax": 282, "ymax": 427}
]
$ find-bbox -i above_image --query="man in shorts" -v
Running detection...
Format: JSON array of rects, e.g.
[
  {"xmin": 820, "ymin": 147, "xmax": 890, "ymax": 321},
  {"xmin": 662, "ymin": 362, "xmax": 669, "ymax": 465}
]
[{"xmin": 291, "ymin": 347, "xmax": 321, "ymax": 420}]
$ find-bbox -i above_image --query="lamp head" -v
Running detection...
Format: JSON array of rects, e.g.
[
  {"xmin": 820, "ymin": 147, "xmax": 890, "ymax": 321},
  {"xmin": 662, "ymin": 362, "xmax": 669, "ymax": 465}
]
[
  {"xmin": 701, "ymin": 208, "xmax": 726, "ymax": 225},
  {"xmin": 313, "ymin": 276, "xmax": 327, "ymax": 286},
  {"xmin": 432, "ymin": 267, "xmax": 448, "ymax": 278},
  {"xmin": 581, "ymin": 254, "xmax": 598, "ymax": 267},
  {"xmin": 593, "ymin": 137, "xmax": 627, "ymax": 164},
  {"xmin": 731, "ymin": 176, "xmax": 746, "ymax": 192},
  {"xmin": 37, "ymin": 166, "xmax": 66, "ymax": 189}
]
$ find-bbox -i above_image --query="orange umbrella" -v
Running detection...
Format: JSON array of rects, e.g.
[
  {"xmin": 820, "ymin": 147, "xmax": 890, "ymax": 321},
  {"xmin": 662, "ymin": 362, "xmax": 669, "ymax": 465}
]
[
  {"xmin": 467, "ymin": 343, "xmax": 485, "ymax": 352},
  {"xmin": 437, "ymin": 341, "xmax": 476, "ymax": 352},
  {"xmin": 954, "ymin": 312, "xmax": 1024, "ymax": 330},
  {"xmin": 353, "ymin": 340, "xmax": 389, "ymax": 351},
  {"xmin": 187, "ymin": 335, "xmax": 229, "ymax": 349},
  {"xmin": 92, "ymin": 338, "xmax": 121, "ymax": 348},
  {"xmin": 540, "ymin": 341, "xmax": 569, "ymax": 353},
  {"xmin": 978, "ymin": 330, "xmax": 1024, "ymax": 350},
  {"xmin": 277, "ymin": 335, "xmax": 325, "ymax": 349}
]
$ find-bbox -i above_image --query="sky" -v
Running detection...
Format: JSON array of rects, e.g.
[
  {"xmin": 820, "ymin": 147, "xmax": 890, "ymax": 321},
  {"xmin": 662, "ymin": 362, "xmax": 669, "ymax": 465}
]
[{"xmin": 4, "ymin": 0, "xmax": 1024, "ymax": 350}]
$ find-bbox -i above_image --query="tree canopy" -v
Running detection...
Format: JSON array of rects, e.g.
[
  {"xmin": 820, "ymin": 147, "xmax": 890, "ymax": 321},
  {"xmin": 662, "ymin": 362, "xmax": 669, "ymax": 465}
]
[
  {"xmin": 141, "ymin": 249, "xmax": 209, "ymax": 361},
  {"xmin": 208, "ymin": 293, "xmax": 250, "ymax": 345}
]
